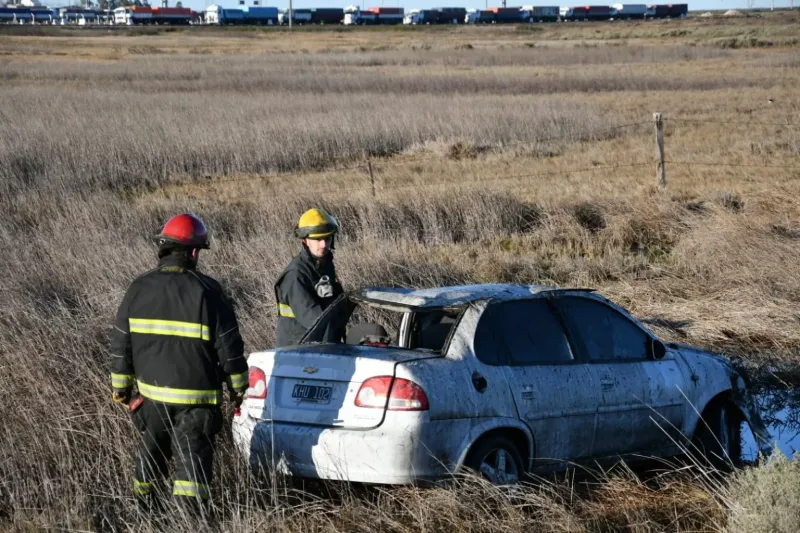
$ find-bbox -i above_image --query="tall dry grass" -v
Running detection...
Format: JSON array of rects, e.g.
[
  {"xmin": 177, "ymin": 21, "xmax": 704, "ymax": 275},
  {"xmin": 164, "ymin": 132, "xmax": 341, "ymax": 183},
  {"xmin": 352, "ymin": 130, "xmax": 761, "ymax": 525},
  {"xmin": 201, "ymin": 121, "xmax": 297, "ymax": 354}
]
[{"xmin": 1, "ymin": 20, "xmax": 799, "ymax": 532}]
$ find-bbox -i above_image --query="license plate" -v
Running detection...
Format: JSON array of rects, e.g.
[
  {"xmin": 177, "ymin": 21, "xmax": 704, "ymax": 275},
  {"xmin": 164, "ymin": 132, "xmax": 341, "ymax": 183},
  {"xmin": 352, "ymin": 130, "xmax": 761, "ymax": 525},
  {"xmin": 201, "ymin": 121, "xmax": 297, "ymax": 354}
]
[{"xmin": 292, "ymin": 384, "xmax": 332, "ymax": 404}]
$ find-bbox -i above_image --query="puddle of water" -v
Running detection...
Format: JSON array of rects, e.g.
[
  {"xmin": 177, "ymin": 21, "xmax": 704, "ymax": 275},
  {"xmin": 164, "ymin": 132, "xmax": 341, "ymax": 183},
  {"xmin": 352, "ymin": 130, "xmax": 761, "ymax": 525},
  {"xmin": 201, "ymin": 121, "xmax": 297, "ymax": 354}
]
[{"xmin": 741, "ymin": 388, "xmax": 800, "ymax": 461}]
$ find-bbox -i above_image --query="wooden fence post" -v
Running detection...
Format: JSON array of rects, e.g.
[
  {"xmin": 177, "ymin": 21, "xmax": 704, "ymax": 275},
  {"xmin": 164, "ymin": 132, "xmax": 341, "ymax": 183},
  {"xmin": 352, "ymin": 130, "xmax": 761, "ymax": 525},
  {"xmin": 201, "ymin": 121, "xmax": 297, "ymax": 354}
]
[
  {"xmin": 367, "ymin": 160, "xmax": 376, "ymax": 198},
  {"xmin": 654, "ymin": 112, "xmax": 666, "ymax": 190}
]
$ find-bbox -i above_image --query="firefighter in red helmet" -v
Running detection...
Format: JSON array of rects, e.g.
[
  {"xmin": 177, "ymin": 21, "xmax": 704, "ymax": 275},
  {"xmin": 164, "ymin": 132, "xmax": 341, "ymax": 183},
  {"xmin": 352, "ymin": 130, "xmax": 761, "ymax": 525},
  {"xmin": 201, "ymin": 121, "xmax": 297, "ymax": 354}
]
[{"xmin": 109, "ymin": 213, "xmax": 248, "ymax": 517}]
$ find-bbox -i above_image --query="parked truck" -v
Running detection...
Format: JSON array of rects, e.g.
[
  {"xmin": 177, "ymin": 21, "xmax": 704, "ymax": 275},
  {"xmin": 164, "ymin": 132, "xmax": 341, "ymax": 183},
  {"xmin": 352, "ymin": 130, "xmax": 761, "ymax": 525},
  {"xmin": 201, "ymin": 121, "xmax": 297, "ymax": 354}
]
[
  {"xmin": 611, "ymin": 4, "xmax": 647, "ymax": 19},
  {"xmin": 465, "ymin": 8, "xmax": 495, "ymax": 23},
  {"xmin": 278, "ymin": 8, "xmax": 313, "ymax": 25},
  {"xmin": 434, "ymin": 6, "xmax": 467, "ymax": 23},
  {"xmin": 345, "ymin": 5, "xmax": 402, "ymax": 25},
  {"xmin": 489, "ymin": 7, "xmax": 522, "ymax": 23},
  {"xmin": 113, "ymin": 6, "xmax": 153, "ymax": 25},
  {"xmin": 560, "ymin": 5, "xmax": 612, "ymax": 20},
  {"xmin": 242, "ymin": 6, "xmax": 279, "ymax": 24},
  {"xmin": 151, "ymin": 7, "xmax": 192, "ymax": 25},
  {"xmin": 59, "ymin": 7, "xmax": 101, "ymax": 25},
  {"xmin": 404, "ymin": 8, "xmax": 439, "ymax": 24},
  {"xmin": 521, "ymin": 5, "xmax": 559, "ymax": 22},
  {"xmin": 646, "ymin": 3, "xmax": 688, "ymax": 18},
  {"xmin": 309, "ymin": 7, "xmax": 344, "ymax": 24}
]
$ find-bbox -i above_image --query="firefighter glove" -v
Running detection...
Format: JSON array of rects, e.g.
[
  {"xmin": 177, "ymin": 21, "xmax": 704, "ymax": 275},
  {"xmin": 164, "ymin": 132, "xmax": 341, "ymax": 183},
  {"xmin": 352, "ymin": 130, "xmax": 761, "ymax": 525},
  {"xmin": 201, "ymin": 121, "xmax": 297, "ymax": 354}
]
[
  {"xmin": 112, "ymin": 390, "xmax": 130, "ymax": 405},
  {"xmin": 231, "ymin": 390, "xmax": 245, "ymax": 409}
]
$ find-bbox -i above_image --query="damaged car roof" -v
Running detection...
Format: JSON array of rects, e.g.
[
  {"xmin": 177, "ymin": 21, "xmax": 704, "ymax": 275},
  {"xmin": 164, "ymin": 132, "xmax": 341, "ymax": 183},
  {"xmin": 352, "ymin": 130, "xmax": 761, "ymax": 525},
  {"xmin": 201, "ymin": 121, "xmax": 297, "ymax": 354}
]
[{"xmin": 358, "ymin": 283, "xmax": 594, "ymax": 309}]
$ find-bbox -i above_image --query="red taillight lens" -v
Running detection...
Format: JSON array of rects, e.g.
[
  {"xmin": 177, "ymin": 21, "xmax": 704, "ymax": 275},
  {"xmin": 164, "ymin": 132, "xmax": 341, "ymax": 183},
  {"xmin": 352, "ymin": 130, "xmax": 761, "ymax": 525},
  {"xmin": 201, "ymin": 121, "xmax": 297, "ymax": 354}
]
[
  {"xmin": 388, "ymin": 378, "xmax": 429, "ymax": 411},
  {"xmin": 355, "ymin": 376, "xmax": 392, "ymax": 408},
  {"xmin": 245, "ymin": 367, "xmax": 267, "ymax": 400},
  {"xmin": 355, "ymin": 376, "xmax": 429, "ymax": 411}
]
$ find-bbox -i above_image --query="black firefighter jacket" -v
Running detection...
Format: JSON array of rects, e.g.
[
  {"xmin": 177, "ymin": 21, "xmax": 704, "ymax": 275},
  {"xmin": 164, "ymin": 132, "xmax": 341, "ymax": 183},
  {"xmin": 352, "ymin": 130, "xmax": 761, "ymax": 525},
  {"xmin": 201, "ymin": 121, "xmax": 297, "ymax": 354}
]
[
  {"xmin": 109, "ymin": 255, "xmax": 248, "ymax": 406},
  {"xmin": 274, "ymin": 246, "xmax": 343, "ymax": 347}
]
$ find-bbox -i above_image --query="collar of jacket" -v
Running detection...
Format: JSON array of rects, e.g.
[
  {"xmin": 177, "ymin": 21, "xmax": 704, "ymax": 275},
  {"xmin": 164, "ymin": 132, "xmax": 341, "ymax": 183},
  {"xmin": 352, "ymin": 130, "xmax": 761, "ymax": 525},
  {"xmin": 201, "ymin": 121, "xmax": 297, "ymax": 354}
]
[{"xmin": 158, "ymin": 254, "xmax": 197, "ymax": 272}]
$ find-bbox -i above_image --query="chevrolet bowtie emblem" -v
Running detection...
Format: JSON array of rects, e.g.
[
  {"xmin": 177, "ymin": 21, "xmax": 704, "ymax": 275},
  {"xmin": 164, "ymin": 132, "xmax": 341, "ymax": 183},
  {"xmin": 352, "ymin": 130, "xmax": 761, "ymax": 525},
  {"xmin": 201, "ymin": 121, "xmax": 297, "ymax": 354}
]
[{"xmin": 303, "ymin": 367, "xmax": 319, "ymax": 374}]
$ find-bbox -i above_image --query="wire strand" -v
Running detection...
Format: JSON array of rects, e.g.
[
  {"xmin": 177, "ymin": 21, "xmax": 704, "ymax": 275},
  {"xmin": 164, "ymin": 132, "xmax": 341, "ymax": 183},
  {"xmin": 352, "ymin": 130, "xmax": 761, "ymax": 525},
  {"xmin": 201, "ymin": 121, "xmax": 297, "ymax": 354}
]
[
  {"xmin": 666, "ymin": 161, "xmax": 800, "ymax": 170},
  {"xmin": 666, "ymin": 118, "xmax": 800, "ymax": 127}
]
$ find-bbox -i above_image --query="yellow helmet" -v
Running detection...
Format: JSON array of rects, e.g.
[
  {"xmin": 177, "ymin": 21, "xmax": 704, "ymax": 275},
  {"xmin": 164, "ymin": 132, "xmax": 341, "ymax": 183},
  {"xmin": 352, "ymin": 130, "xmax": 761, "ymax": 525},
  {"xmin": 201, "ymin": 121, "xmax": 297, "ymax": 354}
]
[{"xmin": 295, "ymin": 208, "xmax": 340, "ymax": 239}]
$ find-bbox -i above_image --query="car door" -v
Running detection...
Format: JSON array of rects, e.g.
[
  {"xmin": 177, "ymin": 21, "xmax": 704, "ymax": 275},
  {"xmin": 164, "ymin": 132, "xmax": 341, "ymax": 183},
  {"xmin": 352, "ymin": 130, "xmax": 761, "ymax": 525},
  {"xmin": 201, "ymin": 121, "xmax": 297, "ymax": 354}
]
[
  {"xmin": 473, "ymin": 298, "xmax": 599, "ymax": 468},
  {"xmin": 552, "ymin": 294, "xmax": 686, "ymax": 458}
]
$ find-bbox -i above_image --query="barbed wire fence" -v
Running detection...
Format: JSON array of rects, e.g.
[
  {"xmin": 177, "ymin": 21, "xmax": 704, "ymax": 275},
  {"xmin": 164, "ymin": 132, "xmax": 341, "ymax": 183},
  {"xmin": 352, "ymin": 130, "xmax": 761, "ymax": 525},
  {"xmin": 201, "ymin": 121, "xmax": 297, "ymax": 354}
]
[{"xmin": 152, "ymin": 113, "xmax": 799, "ymax": 203}]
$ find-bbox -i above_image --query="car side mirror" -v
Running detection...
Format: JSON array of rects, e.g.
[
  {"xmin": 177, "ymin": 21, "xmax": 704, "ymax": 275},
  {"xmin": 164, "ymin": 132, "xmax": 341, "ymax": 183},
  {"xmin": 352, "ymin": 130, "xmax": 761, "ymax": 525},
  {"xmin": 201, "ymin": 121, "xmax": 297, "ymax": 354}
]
[{"xmin": 649, "ymin": 339, "xmax": 667, "ymax": 360}]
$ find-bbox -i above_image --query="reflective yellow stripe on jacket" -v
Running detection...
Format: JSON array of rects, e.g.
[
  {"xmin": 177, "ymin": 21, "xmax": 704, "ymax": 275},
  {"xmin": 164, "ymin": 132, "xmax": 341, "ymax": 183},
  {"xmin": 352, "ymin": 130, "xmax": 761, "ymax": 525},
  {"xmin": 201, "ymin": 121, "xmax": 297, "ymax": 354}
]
[
  {"xmin": 133, "ymin": 479, "xmax": 152, "ymax": 496},
  {"xmin": 129, "ymin": 318, "xmax": 210, "ymax": 341},
  {"xmin": 111, "ymin": 373, "xmax": 134, "ymax": 389},
  {"xmin": 137, "ymin": 381, "xmax": 222, "ymax": 406},
  {"xmin": 173, "ymin": 480, "xmax": 210, "ymax": 499},
  {"xmin": 277, "ymin": 303, "xmax": 295, "ymax": 318},
  {"xmin": 229, "ymin": 371, "xmax": 248, "ymax": 390}
]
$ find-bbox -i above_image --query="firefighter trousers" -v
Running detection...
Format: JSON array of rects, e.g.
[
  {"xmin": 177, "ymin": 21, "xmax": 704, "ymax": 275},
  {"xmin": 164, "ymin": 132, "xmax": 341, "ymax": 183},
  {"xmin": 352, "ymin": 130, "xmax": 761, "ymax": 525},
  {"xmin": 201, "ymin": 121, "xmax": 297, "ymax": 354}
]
[{"xmin": 130, "ymin": 398, "xmax": 223, "ymax": 508}]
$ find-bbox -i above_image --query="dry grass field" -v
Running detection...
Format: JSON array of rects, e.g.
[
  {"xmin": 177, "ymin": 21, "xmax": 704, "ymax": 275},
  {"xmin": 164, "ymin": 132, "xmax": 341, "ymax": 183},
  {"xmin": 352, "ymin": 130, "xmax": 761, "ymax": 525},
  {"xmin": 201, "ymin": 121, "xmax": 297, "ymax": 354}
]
[{"xmin": 1, "ymin": 12, "xmax": 800, "ymax": 532}]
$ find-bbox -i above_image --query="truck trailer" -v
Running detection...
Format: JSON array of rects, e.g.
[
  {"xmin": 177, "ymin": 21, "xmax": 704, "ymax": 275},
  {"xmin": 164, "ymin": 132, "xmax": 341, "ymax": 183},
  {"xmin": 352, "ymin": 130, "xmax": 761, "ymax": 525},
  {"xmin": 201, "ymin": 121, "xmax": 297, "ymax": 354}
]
[
  {"xmin": 521, "ymin": 6, "xmax": 559, "ymax": 22},
  {"xmin": 560, "ymin": 5, "xmax": 613, "ymax": 21},
  {"xmin": 309, "ymin": 7, "xmax": 344, "ymax": 24},
  {"xmin": 646, "ymin": 4, "xmax": 688, "ymax": 18},
  {"xmin": 241, "ymin": 6, "xmax": 279, "ymax": 24},
  {"xmin": 490, "ymin": 7, "xmax": 522, "ymax": 23},
  {"xmin": 151, "ymin": 7, "xmax": 192, "ymax": 25},
  {"xmin": 434, "ymin": 6, "xmax": 467, "ymax": 24},
  {"xmin": 404, "ymin": 8, "xmax": 439, "ymax": 24},
  {"xmin": 278, "ymin": 8, "xmax": 313, "ymax": 25},
  {"xmin": 345, "ymin": 5, "xmax": 401, "ymax": 25},
  {"xmin": 113, "ymin": 6, "xmax": 153, "ymax": 25},
  {"xmin": 611, "ymin": 4, "xmax": 647, "ymax": 19}
]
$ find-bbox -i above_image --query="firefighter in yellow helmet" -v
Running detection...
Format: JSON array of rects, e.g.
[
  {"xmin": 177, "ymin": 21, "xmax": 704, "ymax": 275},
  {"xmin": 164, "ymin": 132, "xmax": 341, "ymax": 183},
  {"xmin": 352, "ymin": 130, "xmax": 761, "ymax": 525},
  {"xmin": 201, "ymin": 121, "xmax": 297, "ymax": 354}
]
[{"xmin": 274, "ymin": 208, "xmax": 344, "ymax": 347}]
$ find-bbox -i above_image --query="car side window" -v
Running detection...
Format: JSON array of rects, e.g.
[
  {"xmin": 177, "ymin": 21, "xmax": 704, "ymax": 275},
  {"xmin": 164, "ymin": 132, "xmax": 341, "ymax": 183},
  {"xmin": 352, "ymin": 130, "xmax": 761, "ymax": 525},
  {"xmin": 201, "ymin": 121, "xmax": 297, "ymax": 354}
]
[
  {"xmin": 557, "ymin": 296, "xmax": 649, "ymax": 362},
  {"xmin": 473, "ymin": 299, "xmax": 573, "ymax": 366}
]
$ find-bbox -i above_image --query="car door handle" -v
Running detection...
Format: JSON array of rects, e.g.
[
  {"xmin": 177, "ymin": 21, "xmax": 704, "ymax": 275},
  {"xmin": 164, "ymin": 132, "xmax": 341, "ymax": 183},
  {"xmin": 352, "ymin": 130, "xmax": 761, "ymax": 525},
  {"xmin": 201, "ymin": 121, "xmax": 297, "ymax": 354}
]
[
  {"xmin": 601, "ymin": 379, "xmax": 615, "ymax": 390},
  {"xmin": 521, "ymin": 391, "xmax": 535, "ymax": 400}
]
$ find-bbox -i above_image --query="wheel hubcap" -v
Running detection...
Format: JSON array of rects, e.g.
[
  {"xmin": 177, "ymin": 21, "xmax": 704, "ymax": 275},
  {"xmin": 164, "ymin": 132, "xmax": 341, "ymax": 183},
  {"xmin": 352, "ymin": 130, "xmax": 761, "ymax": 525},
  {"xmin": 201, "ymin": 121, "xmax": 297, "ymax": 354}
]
[{"xmin": 479, "ymin": 448, "xmax": 519, "ymax": 485}]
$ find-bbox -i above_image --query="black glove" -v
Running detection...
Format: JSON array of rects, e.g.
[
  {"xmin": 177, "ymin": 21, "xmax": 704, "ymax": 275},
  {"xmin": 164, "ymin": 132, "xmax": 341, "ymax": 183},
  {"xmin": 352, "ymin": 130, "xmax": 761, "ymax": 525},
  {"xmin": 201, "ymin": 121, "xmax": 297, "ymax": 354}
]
[
  {"xmin": 112, "ymin": 389, "xmax": 130, "ymax": 406},
  {"xmin": 231, "ymin": 390, "xmax": 245, "ymax": 409}
]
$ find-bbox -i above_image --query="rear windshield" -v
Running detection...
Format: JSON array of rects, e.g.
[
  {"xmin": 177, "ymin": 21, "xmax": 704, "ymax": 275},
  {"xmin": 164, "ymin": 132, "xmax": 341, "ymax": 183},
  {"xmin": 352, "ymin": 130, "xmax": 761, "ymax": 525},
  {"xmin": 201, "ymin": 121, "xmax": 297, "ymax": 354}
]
[{"xmin": 299, "ymin": 295, "xmax": 463, "ymax": 353}]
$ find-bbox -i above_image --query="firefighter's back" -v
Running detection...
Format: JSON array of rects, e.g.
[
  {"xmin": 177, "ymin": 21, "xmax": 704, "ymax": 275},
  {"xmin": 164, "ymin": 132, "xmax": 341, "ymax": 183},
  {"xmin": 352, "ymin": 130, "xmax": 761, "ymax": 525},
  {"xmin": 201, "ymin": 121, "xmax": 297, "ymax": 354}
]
[{"xmin": 127, "ymin": 262, "xmax": 227, "ymax": 403}]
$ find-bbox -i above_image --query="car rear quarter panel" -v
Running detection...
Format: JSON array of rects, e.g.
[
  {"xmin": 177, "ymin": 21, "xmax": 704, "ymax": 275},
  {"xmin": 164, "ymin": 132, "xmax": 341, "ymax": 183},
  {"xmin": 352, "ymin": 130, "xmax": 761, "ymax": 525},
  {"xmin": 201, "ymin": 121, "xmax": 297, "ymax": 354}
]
[
  {"xmin": 394, "ymin": 303, "xmax": 527, "ymax": 470},
  {"xmin": 396, "ymin": 304, "xmax": 517, "ymax": 421}
]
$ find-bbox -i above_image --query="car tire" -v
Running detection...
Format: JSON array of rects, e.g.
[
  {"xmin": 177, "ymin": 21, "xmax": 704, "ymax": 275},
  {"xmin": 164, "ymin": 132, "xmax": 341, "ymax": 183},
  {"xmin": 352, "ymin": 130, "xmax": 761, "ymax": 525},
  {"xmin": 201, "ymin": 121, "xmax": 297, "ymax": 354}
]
[
  {"xmin": 692, "ymin": 399, "xmax": 742, "ymax": 471},
  {"xmin": 463, "ymin": 435, "xmax": 525, "ymax": 485}
]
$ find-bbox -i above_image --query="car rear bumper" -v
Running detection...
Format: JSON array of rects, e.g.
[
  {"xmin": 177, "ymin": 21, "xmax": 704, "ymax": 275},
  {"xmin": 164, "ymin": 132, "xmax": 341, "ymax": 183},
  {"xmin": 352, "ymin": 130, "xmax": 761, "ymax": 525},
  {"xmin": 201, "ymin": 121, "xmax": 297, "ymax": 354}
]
[{"xmin": 232, "ymin": 411, "xmax": 467, "ymax": 484}]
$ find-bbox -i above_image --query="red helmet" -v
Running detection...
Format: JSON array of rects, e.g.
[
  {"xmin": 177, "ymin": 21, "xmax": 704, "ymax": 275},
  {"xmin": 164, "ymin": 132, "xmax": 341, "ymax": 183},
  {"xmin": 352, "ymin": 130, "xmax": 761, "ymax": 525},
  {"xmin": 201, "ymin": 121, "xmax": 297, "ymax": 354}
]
[{"xmin": 155, "ymin": 214, "xmax": 210, "ymax": 249}]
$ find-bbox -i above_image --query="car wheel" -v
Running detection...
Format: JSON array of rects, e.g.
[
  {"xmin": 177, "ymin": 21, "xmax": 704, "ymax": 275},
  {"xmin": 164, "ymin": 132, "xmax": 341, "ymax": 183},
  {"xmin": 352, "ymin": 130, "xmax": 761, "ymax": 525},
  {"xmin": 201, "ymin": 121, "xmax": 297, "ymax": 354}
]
[
  {"xmin": 464, "ymin": 435, "xmax": 524, "ymax": 485},
  {"xmin": 692, "ymin": 399, "xmax": 742, "ymax": 471}
]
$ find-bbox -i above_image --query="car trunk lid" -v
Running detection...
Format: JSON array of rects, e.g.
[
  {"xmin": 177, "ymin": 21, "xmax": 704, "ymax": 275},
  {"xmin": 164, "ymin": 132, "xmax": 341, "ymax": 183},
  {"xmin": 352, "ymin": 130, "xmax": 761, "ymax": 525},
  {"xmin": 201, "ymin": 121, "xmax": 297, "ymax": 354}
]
[{"xmin": 243, "ymin": 343, "xmax": 438, "ymax": 429}]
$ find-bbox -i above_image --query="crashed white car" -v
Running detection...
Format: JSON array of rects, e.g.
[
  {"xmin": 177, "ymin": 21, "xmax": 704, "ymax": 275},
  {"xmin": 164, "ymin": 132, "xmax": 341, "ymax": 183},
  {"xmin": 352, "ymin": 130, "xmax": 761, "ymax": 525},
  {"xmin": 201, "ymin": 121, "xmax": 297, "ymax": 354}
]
[{"xmin": 233, "ymin": 284, "xmax": 772, "ymax": 485}]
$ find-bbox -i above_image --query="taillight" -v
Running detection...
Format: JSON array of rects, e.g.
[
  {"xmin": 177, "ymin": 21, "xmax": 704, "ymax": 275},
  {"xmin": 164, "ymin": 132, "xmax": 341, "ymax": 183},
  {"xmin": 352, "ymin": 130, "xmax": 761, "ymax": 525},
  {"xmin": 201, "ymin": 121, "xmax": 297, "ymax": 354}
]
[
  {"xmin": 355, "ymin": 376, "xmax": 429, "ymax": 411},
  {"xmin": 245, "ymin": 367, "xmax": 267, "ymax": 400}
]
